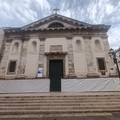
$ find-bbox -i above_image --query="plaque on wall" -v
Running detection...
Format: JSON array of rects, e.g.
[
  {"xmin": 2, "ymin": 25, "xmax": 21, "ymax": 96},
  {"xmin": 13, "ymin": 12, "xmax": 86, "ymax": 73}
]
[
  {"xmin": 50, "ymin": 45, "xmax": 62, "ymax": 53},
  {"xmin": 37, "ymin": 68, "xmax": 43, "ymax": 77}
]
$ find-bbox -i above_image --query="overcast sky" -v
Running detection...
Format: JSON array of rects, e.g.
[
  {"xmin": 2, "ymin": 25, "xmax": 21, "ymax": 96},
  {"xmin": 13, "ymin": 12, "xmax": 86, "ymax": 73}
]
[{"xmin": 0, "ymin": 0, "xmax": 120, "ymax": 49}]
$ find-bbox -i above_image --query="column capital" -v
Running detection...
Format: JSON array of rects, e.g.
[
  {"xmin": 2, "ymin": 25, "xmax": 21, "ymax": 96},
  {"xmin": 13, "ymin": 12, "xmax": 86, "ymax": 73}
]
[
  {"xmin": 22, "ymin": 35, "xmax": 30, "ymax": 41},
  {"xmin": 39, "ymin": 37, "xmax": 46, "ymax": 41},
  {"xmin": 66, "ymin": 36, "xmax": 73, "ymax": 40}
]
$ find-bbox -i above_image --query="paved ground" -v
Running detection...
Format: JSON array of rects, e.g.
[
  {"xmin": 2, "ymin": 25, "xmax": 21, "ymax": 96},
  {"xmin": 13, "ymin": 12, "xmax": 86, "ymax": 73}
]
[{"xmin": 0, "ymin": 112, "xmax": 120, "ymax": 120}]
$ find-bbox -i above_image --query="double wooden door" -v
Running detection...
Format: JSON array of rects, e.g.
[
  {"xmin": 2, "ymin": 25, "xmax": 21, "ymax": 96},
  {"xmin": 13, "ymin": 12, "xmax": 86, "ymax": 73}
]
[{"xmin": 49, "ymin": 60, "xmax": 63, "ymax": 92}]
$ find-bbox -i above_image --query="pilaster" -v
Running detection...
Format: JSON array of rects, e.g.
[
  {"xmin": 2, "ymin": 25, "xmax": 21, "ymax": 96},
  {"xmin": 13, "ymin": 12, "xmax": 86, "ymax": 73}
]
[
  {"xmin": 39, "ymin": 37, "xmax": 46, "ymax": 76},
  {"xmin": 66, "ymin": 36, "xmax": 76, "ymax": 78},
  {"xmin": 0, "ymin": 41, "xmax": 10, "ymax": 78}
]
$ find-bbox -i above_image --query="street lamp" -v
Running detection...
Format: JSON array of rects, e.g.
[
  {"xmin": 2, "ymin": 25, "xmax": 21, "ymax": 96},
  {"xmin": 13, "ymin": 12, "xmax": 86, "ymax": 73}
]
[{"xmin": 109, "ymin": 48, "xmax": 120, "ymax": 79}]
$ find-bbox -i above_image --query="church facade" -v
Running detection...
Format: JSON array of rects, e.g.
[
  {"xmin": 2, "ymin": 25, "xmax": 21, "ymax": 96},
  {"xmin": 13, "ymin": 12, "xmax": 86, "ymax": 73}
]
[{"xmin": 0, "ymin": 14, "xmax": 117, "ymax": 80}]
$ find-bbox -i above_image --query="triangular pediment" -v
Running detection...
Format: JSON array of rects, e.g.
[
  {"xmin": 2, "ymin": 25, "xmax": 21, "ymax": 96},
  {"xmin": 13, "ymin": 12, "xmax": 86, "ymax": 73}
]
[{"xmin": 21, "ymin": 14, "xmax": 91, "ymax": 30}]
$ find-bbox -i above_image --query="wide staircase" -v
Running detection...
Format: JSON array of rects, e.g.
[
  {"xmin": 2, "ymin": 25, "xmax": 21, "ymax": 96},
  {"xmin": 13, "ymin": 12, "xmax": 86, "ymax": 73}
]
[{"xmin": 0, "ymin": 92, "xmax": 120, "ymax": 118}]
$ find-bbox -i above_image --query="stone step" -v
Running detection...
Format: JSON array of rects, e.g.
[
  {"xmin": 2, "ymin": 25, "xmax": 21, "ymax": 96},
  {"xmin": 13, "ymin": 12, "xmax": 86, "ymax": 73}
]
[
  {"xmin": 1, "ymin": 104, "xmax": 120, "ymax": 110},
  {"xmin": 1, "ymin": 97, "xmax": 117, "ymax": 100},
  {"xmin": 0, "ymin": 105, "xmax": 119, "ymax": 109},
  {"xmin": 0, "ymin": 92, "xmax": 120, "ymax": 98},
  {"xmin": 0, "ymin": 99, "xmax": 120, "ymax": 102},
  {"xmin": 0, "ymin": 107, "xmax": 120, "ymax": 115},
  {"xmin": 0, "ymin": 92, "xmax": 120, "ymax": 117},
  {"xmin": 0, "ymin": 99, "xmax": 119, "ymax": 102},
  {"xmin": 0, "ymin": 112, "xmax": 113, "ymax": 119},
  {"xmin": 0, "ymin": 101, "xmax": 120, "ymax": 105},
  {"xmin": 0, "ymin": 95, "xmax": 120, "ymax": 100},
  {"xmin": 0, "ymin": 102, "xmax": 120, "ymax": 106},
  {"xmin": 1, "ymin": 96, "xmax": 120, "ymax": 100},
  {"xmin": 0, "ymin": 95, "xmax": 120, "ymax": 98}
]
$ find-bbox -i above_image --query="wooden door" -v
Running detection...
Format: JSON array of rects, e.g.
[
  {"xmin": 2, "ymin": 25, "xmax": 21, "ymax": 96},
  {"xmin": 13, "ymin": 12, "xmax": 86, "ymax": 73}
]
[{"xmin": 49, "ymin": 60, "xmax": 63, "ymax": 91}]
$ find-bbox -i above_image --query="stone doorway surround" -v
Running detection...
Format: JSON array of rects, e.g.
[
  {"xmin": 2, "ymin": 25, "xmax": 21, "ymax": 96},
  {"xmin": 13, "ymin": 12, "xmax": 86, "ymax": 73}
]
[{"xmin": 45, "ymin": 52, "xmax": 67, "ymax": 78}]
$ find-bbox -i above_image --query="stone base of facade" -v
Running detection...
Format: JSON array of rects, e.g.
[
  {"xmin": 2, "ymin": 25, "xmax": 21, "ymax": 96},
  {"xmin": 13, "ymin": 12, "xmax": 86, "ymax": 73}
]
[
  {"xmin": 67, "ymin": 73, "xmax": 77, "ymax": 78},
  {"xmin": 87, "ymin": 73, "xmax": 100, "ymax": 78},
  {"xmin": 15, "ymin": 75, "xmax": 26, "ymax": 79},
  {"xmin": 109, "ymin": 73, "xmax": 118, "ymax": 77},
  {"xmin": 1, "ymin": 73, "xmax": 118, "ymax": 79}
]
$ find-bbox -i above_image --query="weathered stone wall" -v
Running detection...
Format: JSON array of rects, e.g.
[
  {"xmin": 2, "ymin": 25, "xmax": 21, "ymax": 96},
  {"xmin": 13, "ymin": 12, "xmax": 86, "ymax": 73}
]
[
  {"xmin": 66, "ymin": 37, "xmax": 76, "ymax": 78},
  {"xmin": 17, "ymin": 41, "xmax": 28, "ymax": 76},
  {"xmin": 73, "ymin": 36, "xmax": 87, "ymax": 78},
  {"xmin": 0, "ymin": 41, "xmax": 10, "ymax": 78},
  {"xmin": 38, "ymin": 38, "xmax": 45, "ymax": 77},
  {"xmin": 0, "ymin": 29, "xmax": 4, "ymax": 48},
  {"xmin": 3, "ymin": 39, "xmax": 21, "ymax": 79},
  {"xmin": 102, "ymin": 36, "xmax": 118, "ymax": 76},
  {"xmin": 0, "ymin": 29, "xmax": 5, "ymax": 61},
  {"xmin": 25, "ymin": 37, "xmax": 40, "ymax": 78},
  {"xmin": 84, "ymin": 36, "xmax": 98, "ymax": 77},
  {"xmin": 0, "ymin": 29, "xmax": 117, "ymax": 79}
]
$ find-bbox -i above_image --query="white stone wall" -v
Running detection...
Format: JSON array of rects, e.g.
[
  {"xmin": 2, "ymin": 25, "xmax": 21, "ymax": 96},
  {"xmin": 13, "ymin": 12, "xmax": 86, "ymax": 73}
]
[
  {"xmin": 91, "ymin": 36, "xmax": 109, "ymax": 77},
  {"xmin": 0, "ymin": 31, "xmax": 117, "ymax": 79},
  {"xmin": 45, "ymin": 37, "xmax": 68, "ymax": 53},
  {"xmin": 73, "ymin": 36, "xmax": 87, "ymax": 78},
  {"xmin": 5, "ymin": 39, "xmax": 22, "ymax": 78},
  {"xmin": 0, "ymin": 29, "xmax": 4, "ymax": 51},
  {"xmin": 25, "ymin": 37, "xmax": 40, "ymax": 78},
  {"xmin": 44, "ymin": 37, "xmax": 69, "ymax": 77}
]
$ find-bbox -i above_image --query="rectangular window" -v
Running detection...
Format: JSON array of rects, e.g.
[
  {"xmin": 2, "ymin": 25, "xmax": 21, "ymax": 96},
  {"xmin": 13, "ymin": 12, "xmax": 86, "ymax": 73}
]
[
  {"xmin": 97, "ymin": 58, "xmax": 106, "ymax": 71},
  {"xmin": 8, "ymin": 60, "xmax": 17, "ymax": 74}
]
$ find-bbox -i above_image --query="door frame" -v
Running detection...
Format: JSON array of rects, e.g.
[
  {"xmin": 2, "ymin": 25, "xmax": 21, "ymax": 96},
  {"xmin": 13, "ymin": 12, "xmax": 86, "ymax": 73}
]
[{"xmin": 45, "ymin": 53, "xmax": 66, "ymax": 78}]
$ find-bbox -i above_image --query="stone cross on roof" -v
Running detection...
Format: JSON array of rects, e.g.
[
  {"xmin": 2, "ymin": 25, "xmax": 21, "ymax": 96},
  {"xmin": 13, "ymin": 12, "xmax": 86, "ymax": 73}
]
[{"xmin": 53, "ymin": 7, "xmax": 59, "ymax": 14}]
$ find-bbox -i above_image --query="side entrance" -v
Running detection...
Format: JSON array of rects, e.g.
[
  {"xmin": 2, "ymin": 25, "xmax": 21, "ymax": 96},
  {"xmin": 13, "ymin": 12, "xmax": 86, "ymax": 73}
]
[{"xmin": 49, "ymin": 60, "xmax": 63, "ymax": 92}]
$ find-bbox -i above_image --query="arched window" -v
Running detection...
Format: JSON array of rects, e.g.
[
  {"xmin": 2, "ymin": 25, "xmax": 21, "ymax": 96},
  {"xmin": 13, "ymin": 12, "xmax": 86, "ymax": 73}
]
[
  {"xmin": 76, "ymin": 40, "xmax": 82, "ymax": 51},
  {"xmin": 48, "ymin": 22, "xmax": 64, "ymax": 28},
  {"xmin": 95, "ymin": 40, "xmax": 102, "ymax": 51},
  {"xmin": 31, "ymin": 41, "xmax": 37, "ymax": 52},
  {"xmin": 12, "ymin": 42, "xmax": 19, "ymax": 53}
]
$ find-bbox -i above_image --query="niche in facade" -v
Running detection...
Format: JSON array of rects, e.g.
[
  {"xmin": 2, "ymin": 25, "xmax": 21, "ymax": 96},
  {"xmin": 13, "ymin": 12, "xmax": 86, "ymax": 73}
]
[
  {"xmin": 12, "ymin": 42, "xmax": 19, "ymax": 53},
  {"xmin": 95, "ymin": 40, "xmax": 102, "ymax": 51},
  {"xmin": 31, "ymin": 41, "xmax": 37, "ymax": 52},
  {"xmin": 75, "ymin": 40, "xmax": 82, "ymax": 52}
]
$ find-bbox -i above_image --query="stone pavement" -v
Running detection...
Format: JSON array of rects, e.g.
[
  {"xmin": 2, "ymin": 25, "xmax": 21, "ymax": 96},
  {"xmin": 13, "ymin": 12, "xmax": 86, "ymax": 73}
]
[{"xmin": 0, "ymin": 112, "xmax": 120, "ymax": 120}]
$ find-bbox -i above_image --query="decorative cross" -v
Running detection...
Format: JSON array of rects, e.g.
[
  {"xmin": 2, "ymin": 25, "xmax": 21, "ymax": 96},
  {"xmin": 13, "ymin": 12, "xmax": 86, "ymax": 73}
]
[{"xmin": 53, "ymin": 7, "xmax": 59, "ymax": 14}]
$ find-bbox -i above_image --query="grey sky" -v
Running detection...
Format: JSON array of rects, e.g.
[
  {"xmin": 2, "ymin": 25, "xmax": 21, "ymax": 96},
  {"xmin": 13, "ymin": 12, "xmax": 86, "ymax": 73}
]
[{"xmin": 0, "ymin": 0, "xmax": 120, "ymax": 49}]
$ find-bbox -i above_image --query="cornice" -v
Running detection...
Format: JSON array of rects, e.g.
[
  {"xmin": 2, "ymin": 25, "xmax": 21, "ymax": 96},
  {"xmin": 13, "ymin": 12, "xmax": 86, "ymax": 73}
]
[{"xmin": 82, "ymin": 35, "xmax": 92, "ymax": 39}]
